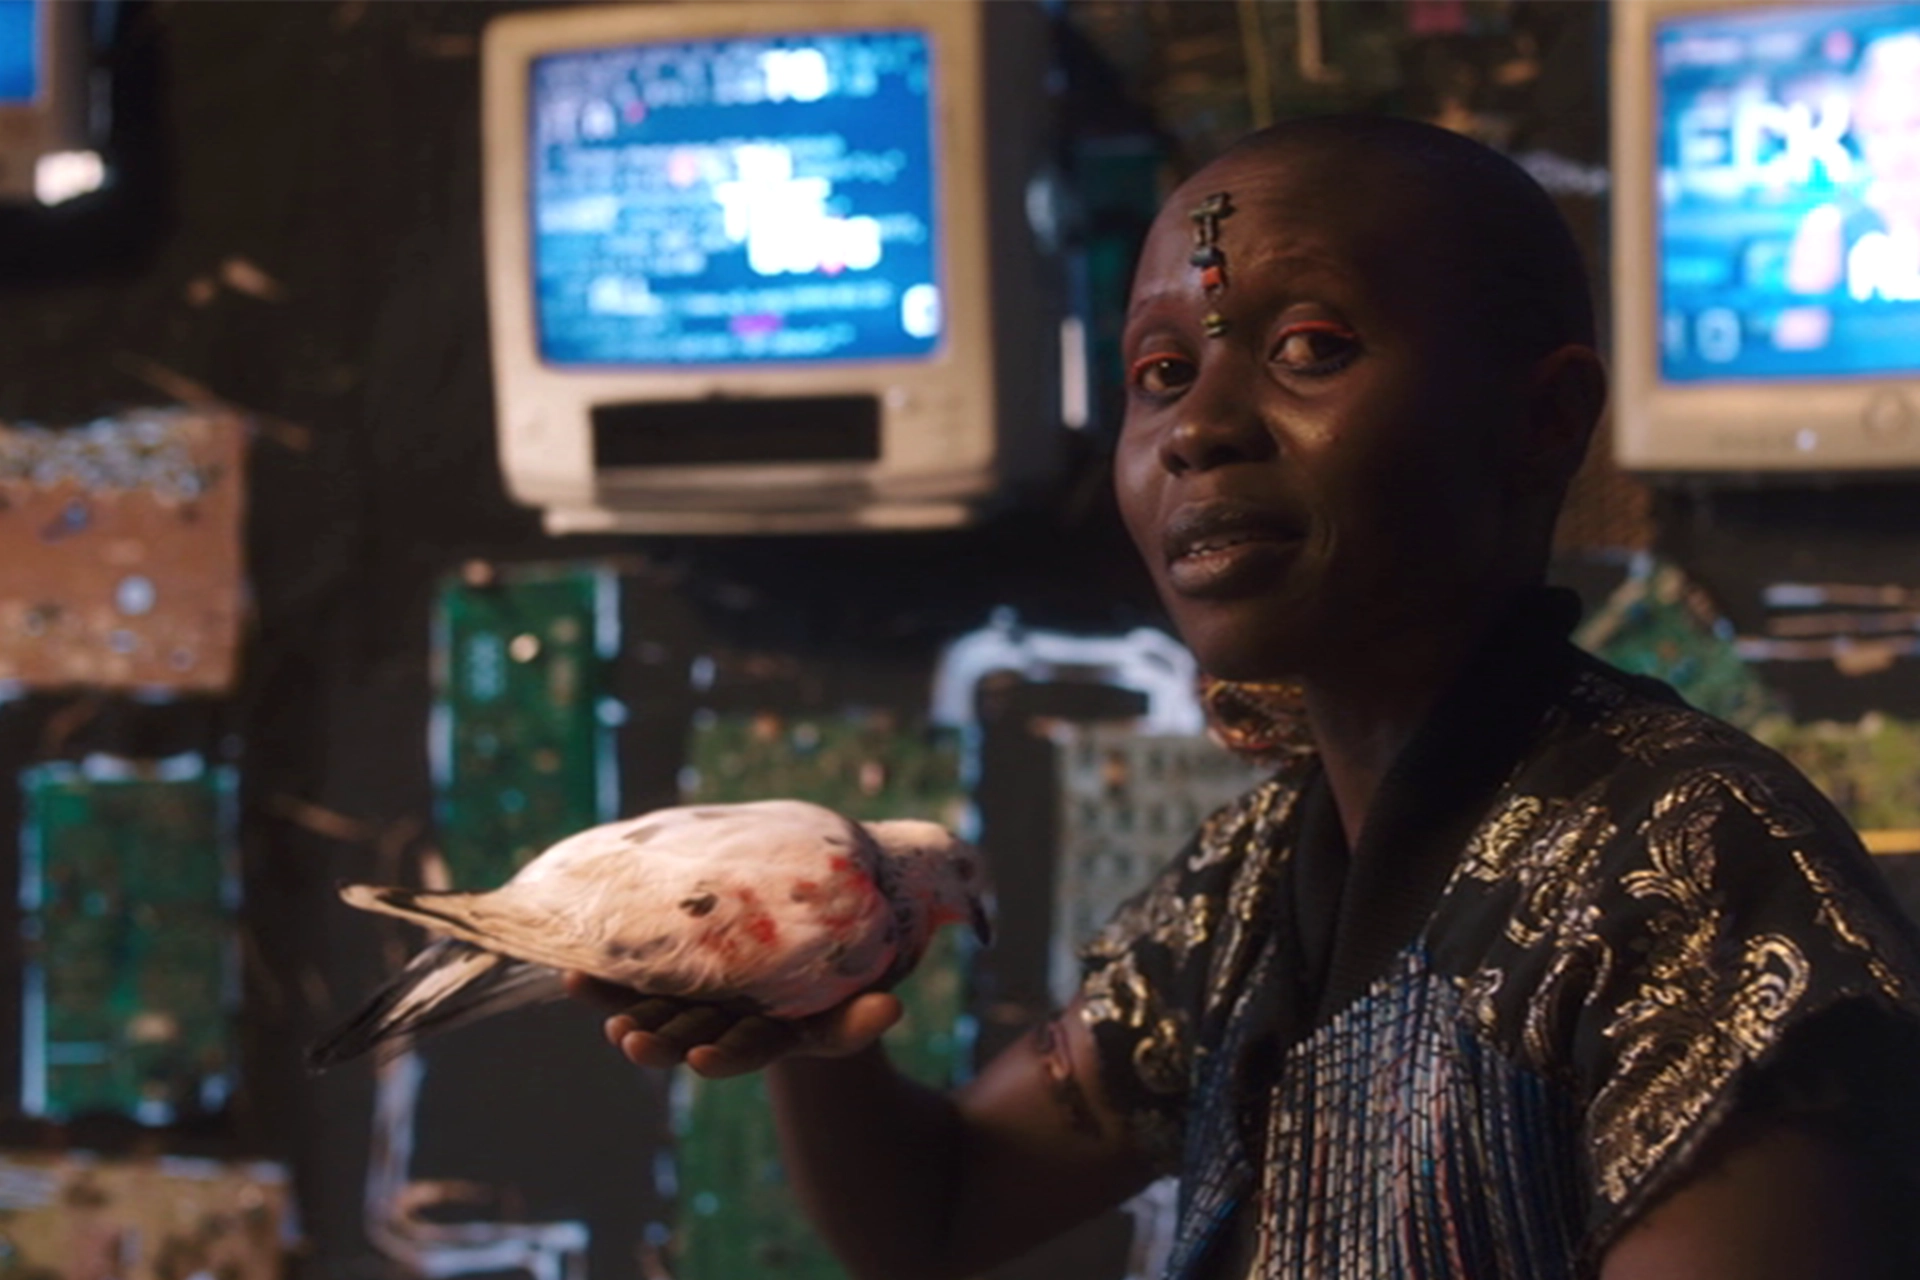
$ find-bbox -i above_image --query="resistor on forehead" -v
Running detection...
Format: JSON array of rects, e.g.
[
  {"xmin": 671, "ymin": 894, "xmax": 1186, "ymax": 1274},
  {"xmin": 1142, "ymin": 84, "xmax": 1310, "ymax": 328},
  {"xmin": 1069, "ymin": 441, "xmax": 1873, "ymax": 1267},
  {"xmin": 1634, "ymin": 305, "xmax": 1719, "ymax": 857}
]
[{"xmin": 1188, "ymin": 192, "xmax": 1235, "ymax": 338}]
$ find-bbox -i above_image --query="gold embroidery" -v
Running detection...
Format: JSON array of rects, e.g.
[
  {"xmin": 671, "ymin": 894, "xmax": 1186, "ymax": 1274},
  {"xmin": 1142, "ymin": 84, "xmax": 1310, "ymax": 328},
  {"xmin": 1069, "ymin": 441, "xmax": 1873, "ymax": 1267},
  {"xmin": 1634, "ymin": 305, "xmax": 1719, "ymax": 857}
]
[
  {"xmin": 1523, "ymin": 935, "xmax": 1616, "ymax": 1073},
  {"xmin": 1597, "ymin": 700, "xmax": 1750, "ymax": 767},
  {"xmin": 1190, "ymin": 770, "xmax": 1303, "ymax": 872},
  {"xmin": 1504, "ymin": 799, "xmax": 1617, "ymax": 950},
  {"xmin": 1078, "ymin": 945, "xmax": 1146, "ymax": 1025},
  {"xmin": 1133, "ymin": 1017, "xmax": 1189, "ymax": 1095},
  {"xmin": 1458, "ymin": 965, "xmax": 1506, "ymax": 1038},
  {"xmin": 1081, "ymin": 874, "xmax": 1214, "ymax": 969},
  {"xmin": 1592, "ymin": 932, "xmax": 1809, "ymax": 1204},
  {"xmin": 1451, "ymin": 788, "xmax": 1618, "ymax": 1074},
  {"xmin": 1192, "ymin": 776, "xmax": 1300, "ymax": 1015},
  {"xmin": 1712, "ymin": 766, "xmax": 1819, "ymax": 840},
  {"xmin": 1458, "ymin": 795, "xmax": 1550, "ymax": 883},
  {"xmin": 1207, "ymin": 837, "xmax": 1281, "ymax": 1015},
  {"xmin": 1589, "ymin": 768, "xmax": 1814, "ymax": 1205},
  {"xmin": 1792, "ymin": 848, "xmax": 1913, "ymax": 1004},
  {"xmin": 1079, "ymin": 768, "xmax": 1307, "ymax": 1105},
  {"xmin": 1079, "ymin": 947, "xmax": 1191, "ymax": 1097}
]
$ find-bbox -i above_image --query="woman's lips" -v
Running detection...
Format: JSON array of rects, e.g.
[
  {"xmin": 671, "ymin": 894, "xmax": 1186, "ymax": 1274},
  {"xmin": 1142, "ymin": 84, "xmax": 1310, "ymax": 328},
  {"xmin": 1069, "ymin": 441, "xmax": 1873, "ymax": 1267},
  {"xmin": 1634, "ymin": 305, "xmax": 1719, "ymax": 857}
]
[
  {"xmin": 1161, "ymin": 501, "xmax": 1306, "ymax": 598},
  {"xmin": 1166, "ymin": 533, "xmax": 1302, "ymax": 597}
]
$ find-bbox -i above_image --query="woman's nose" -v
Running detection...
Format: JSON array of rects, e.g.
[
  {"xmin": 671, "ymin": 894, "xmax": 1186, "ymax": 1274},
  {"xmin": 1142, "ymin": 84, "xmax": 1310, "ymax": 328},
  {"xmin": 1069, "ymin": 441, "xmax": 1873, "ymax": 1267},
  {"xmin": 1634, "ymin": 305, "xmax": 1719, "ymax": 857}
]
[{"xmin": 1157, "ymin": 390, "xmax": 1275, "ymax": 476}]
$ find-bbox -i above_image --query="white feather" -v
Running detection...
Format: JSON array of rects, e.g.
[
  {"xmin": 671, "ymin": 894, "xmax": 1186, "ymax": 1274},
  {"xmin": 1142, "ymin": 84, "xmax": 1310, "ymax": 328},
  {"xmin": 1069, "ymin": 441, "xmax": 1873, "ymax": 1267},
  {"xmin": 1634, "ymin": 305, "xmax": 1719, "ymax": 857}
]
[{"xmin": 315, "ymin": 799, "xmax": 989, "ymax": 1065}]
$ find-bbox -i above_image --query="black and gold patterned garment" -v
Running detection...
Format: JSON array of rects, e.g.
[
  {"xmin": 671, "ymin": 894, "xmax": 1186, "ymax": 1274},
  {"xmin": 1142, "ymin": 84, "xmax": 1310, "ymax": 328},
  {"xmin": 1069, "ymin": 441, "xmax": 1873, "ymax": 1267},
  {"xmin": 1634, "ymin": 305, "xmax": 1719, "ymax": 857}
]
[{"xmin": 1079, "ymin": 590, "xmax": 1920, "ymax": 1280}]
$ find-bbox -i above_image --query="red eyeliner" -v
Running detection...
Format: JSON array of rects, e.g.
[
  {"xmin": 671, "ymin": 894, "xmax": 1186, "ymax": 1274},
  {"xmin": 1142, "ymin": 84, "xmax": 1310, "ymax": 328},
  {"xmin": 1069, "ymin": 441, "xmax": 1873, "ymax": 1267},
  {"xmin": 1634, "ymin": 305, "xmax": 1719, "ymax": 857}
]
[
  {"xmin": 1276, "ymin": 320, "xmax": 1355, "ymax": 339},
  {"xmin": 1128, "ymin": 353, "xmax": 1187, "ymax": 382}
]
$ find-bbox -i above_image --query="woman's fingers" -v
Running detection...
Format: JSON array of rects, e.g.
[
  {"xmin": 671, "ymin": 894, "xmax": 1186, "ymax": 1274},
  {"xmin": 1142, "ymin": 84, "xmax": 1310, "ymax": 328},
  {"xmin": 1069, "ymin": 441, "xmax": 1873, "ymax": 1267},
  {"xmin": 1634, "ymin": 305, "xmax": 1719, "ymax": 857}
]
[
  {"xmin": 579, "ymin": 981, "xmax": 908, "ymax": 1076},
  {"xmin": 616, "ymin": 1027, "xmax": 691, "ymax": 1070},
  {"xmin": 688, "ymin": 1016, "xmax": 802, "ymax": 1078},
  {"xmin": 565, "ymin": 971, "xmax": 640, "ymax": 1010}
]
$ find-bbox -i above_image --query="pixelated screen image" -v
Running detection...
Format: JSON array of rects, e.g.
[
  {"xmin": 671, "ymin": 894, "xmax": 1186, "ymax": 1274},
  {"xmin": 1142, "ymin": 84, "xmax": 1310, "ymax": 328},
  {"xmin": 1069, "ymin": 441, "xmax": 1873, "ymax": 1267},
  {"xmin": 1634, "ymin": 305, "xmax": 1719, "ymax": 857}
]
[
  {"xmin": 530, "ymin": 29, "xmax": 940, "ymax": 367},
  {"xmin": 0, "ymin": 0, "xmax": 36, "ymax": 104},
  {"xmin": 1656, "ymin": 3, "xmax": 1920, "ymax": 382}
]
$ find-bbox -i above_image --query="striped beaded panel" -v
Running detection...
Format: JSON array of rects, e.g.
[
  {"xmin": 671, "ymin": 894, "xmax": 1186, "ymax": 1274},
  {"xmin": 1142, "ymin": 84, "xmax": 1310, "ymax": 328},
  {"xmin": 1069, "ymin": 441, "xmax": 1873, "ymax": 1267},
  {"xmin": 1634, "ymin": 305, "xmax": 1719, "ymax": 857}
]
[{"xmin": 1246, "ymin": 950, "xmax": 1588, "ymax": 1280}]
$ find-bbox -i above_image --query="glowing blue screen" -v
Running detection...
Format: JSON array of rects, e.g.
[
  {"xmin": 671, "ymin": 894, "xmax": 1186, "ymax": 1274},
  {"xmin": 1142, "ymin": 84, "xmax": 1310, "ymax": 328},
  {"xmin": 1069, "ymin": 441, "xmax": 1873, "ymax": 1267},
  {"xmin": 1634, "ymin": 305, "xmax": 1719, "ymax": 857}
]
[
  {"xmin": 0, "ymin": 0, "xmax": 36, "ymax": 105},
  {"xmin": 530, "ymin": 30, "xmax": 940, "ymax": 367},
  {"xmin": 1657, "ymin": 4, "xmax": 1920, "ymax": 382}
]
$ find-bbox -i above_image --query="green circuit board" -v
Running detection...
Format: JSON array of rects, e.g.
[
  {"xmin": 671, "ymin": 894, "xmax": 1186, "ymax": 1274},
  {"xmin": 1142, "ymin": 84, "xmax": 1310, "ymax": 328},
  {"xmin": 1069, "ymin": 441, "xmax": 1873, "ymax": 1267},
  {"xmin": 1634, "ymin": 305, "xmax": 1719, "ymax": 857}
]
[
  {"xmin": 19, "ymin": 755, "xmax": 237, "ymax": 1123},
  {"xmin": 674, "ymin": 710, "xmax": 971, "ymax": 1280},
  {"xmin": 1574, "ymin": 558, "xmax": 1779, "ymax": 729},
  {"xmin": 431, "ymin": 562, "xmax": 619, "ymax": 888},
  {"xmin": 1752, "ymin": 713, "xmax": 1920, "ymax": 836}
]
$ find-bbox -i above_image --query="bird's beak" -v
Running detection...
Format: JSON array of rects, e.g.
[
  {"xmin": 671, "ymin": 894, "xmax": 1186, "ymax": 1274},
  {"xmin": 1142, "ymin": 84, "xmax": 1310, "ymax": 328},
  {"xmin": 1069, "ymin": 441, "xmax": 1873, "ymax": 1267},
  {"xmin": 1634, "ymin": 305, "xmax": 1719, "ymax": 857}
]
[{"xmin": 970, "ymin": 896, "xmax": 995, "ymax": 947}]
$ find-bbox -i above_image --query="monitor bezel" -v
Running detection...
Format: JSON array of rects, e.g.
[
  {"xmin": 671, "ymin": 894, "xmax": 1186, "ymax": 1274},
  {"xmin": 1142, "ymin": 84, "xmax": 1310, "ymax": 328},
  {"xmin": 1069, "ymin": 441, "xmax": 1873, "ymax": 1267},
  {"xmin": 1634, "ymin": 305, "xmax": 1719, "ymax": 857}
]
[
  {"xmin": 482, "ymin": 1, "xmax": 1004, "ymax": 512},
  {"xmin": 1611, "ymin": 0, "xmax": 1920, "ymax": 474}
]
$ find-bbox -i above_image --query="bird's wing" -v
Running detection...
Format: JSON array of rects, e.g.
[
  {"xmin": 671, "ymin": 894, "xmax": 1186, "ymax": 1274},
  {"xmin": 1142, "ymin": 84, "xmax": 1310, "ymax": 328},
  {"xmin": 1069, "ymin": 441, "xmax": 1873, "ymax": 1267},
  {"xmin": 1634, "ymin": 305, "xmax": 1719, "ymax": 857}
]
[{"xmin": 337, "ymin": 882, "xmax": 628, "ymax": 979}]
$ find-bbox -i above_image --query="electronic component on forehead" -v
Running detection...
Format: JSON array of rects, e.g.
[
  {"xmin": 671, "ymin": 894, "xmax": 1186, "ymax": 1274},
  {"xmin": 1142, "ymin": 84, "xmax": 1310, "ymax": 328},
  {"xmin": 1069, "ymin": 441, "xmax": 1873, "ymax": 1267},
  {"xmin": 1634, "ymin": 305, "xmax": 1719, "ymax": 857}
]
[{"xmin": 1188, "ymin": 191, "xmax": 1235, "ymax": 337}]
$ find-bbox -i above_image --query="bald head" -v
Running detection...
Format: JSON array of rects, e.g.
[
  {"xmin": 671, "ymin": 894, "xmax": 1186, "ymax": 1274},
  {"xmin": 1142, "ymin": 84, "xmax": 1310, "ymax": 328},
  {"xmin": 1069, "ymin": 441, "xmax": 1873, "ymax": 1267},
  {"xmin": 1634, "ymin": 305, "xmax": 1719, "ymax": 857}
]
[
  {"xmin": 1115, "ymin": 114, "xmax": 1607, "ymax": 649},
  {"xmin": 1206, "ymin": 116, "xmax": 1597, "ymax": 369}
]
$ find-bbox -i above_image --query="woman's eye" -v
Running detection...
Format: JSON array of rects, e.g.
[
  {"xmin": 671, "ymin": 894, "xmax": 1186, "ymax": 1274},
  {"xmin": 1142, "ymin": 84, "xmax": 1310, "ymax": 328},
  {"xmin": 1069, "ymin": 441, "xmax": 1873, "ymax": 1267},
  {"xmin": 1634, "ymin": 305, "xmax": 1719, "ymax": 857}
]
[
  {"xmin": 1127, "ymin": 353, "xmax": 1196, "ymax": 397},
  {"xmin": 1271, "ymin": 323, "xmax": 1359, "ymax": 374}
]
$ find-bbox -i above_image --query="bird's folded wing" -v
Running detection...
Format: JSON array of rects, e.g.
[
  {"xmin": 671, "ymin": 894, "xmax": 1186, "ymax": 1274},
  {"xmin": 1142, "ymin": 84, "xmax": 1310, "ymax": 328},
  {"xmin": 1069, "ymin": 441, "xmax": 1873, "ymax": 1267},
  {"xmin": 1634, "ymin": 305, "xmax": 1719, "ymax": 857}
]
[
  {"xmin": 338, "ymin": 884, "xmax": 642, "ymax": 984},
  {"xmin": 338, "ymin": 881, "xmax": 786, "ymax": 1003}
]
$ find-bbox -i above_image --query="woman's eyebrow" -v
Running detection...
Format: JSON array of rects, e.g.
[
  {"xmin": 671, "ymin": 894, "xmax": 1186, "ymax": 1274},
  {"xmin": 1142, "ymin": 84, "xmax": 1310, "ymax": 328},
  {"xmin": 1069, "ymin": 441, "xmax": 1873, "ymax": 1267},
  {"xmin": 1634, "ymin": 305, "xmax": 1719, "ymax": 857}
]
[{"xmin": 1124, "ymin": 290, "xmax": 1187, "ymax": 325}]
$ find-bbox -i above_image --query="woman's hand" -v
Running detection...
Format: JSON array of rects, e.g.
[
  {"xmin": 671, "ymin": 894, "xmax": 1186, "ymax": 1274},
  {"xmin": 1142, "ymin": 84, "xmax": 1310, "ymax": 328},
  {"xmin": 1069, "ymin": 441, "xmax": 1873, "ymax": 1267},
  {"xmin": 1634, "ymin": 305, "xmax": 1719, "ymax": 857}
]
[{"xmin": 565, "ymin": 972, "xmax": 904, "ymax": 1078}]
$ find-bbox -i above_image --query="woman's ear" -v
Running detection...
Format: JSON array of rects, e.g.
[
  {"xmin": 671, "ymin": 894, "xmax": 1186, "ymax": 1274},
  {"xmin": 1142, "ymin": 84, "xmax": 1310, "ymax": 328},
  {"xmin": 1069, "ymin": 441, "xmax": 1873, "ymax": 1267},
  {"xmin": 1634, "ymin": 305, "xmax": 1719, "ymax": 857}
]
[{"xmin": 1510, "ymin": 344, "xmax": 1608, "ymax": 490}]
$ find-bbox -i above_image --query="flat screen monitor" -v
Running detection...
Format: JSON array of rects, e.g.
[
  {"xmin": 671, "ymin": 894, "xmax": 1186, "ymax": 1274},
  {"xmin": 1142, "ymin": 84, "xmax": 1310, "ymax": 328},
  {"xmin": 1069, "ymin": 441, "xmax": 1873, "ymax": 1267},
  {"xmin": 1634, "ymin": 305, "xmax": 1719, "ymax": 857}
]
[
  {"xmin": 484, "ymin": 1, "xmax": 1061, "ymax": 534},
  {"xmin": 1613, "ymin": 0, "xmax": 1920, "ymax": 472}
]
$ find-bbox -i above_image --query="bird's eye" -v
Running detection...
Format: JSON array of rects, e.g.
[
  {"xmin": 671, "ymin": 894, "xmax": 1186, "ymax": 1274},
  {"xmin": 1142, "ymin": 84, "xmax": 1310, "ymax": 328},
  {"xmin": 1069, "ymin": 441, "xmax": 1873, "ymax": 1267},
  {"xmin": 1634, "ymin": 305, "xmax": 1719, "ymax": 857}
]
[
  {"xmin": 1271, "ymin": 322, "xmax": 1359, "ymax": 376},
  {"xmin": 1128, "ymin": 352, "xmax": 1196, "ymax": 398}
]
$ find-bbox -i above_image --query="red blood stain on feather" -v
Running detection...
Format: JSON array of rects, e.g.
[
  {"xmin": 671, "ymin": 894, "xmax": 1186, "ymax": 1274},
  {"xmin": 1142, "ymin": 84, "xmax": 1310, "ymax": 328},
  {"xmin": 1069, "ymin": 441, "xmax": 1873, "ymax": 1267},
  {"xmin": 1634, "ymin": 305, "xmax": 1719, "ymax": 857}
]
[
  {"xmin": 691, "ymin": 885, "xmax": 780, "ymax": 971},
  {"xmin": 697, "ymin": 926, "xmax": 742, "ymax": 964},
  {"xmin": 737, "ymin": 886, "xmax": 779, "ymax": 949}
]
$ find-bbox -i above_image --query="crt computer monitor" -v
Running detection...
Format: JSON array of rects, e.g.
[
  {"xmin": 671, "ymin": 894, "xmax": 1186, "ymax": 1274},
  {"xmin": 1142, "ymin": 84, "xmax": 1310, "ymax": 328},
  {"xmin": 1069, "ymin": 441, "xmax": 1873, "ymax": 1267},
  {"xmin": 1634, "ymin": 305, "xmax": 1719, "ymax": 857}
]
[
  {"xmin": 1612, "ymin": 0, "xmax": 1920, "ymax": 473},
  {"xmin": 482, "ymin": 1, "xmax": 1061, "ymax": 534}
]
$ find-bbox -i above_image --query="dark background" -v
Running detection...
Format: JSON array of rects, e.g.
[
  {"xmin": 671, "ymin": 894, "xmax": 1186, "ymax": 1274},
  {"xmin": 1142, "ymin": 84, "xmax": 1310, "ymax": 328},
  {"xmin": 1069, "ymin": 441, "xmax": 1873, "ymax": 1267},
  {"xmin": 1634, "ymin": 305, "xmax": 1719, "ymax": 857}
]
[{"xmin": 1, "ymin": 3, "xmax": 1916, "ymax": 1278}]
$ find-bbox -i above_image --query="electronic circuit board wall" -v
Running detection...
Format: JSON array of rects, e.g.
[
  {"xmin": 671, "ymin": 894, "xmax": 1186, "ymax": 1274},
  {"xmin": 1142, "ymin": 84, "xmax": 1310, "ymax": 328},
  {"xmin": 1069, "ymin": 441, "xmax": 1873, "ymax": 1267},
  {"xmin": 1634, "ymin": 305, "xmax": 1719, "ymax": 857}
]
[
  {"xmin": 430, "ymin": 562, "xmax": 620, "ymax": 888},
  {"xmin": 19, "ymin": 754, "xmax": 238, "ymax": 1124},
  {"xmin": 1050, "ymin": 726, "xmax": 1269, "ymax": 1005},
  {"xmin": 673, "ymin": 710, "xmax": 970, "ymax": 1280}
]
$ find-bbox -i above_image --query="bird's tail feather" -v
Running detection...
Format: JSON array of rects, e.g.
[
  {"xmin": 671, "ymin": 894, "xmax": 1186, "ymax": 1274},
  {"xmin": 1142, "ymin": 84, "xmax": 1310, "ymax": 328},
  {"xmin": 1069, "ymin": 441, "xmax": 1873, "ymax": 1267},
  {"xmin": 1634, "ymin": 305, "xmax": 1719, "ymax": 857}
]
[
  {"xmin": 306, "ymin": 937, "xmax": 565, "ymax": 1071},
  {"xmin": 339, "ymin": 883, "xmax": 490, "ymax": 933}
]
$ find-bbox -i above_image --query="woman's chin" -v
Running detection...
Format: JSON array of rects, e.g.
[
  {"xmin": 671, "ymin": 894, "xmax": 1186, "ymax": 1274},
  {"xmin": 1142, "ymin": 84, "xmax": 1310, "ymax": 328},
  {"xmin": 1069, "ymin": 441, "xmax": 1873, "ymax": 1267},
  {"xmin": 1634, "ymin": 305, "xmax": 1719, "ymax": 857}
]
[{"xmin": 1189, "ymin": 640, "xmax": 1315, "ymax": 687}]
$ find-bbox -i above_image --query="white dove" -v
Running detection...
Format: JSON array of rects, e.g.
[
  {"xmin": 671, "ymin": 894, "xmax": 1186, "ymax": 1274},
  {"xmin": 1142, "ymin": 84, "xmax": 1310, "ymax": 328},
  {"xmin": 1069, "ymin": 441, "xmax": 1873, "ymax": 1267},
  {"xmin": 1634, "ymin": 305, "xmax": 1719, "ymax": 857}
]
[{"xmin": 309, "ymin": 799, "xmax": 991, "ymax": 1068}]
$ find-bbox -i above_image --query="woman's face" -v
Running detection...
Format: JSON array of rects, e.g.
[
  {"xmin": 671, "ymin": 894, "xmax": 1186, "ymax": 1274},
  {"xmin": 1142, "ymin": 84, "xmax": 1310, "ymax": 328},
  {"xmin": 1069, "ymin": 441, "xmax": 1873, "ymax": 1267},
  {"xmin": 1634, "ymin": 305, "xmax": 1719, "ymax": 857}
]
[{"xmin": 1113, "ymin": 147, "xmax": 1526, "ymax": 684}]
